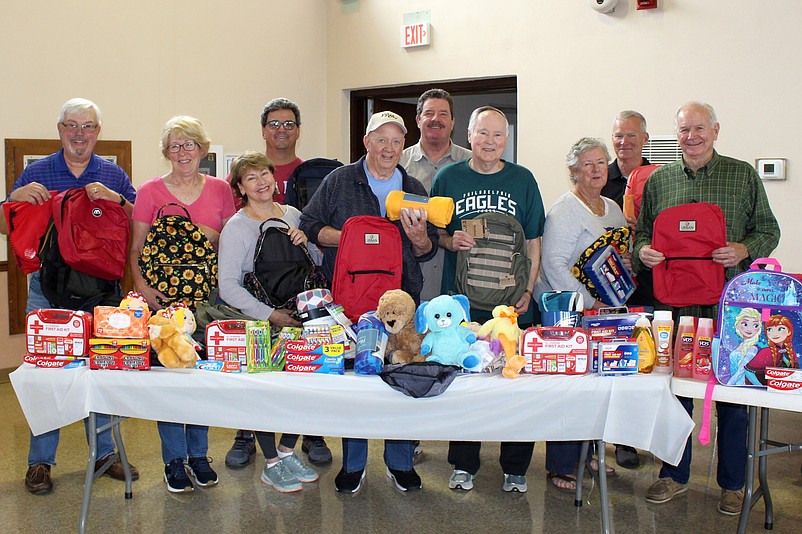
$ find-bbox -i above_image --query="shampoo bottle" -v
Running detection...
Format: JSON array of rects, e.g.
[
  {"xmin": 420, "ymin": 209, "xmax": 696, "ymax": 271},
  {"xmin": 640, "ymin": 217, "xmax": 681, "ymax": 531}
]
[
  {"xmin": 652, "ymin": 310, "xmax": 674, "ymax": 374},
  {"xmin": 692, "ymin": 317, "xmax": 714, "ymax": 381},
  {"xmin": 674, "ymin": 316, "xmax": 695, "ymax": 378},
  {"xmin": 633, "ymin": 314, "xmax": 656, "ymax": 374}
]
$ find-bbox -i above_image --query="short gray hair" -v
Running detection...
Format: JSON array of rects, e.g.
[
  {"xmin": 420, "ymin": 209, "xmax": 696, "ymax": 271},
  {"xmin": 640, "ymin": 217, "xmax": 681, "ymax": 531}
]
[
  {"xmin": 674, "ymin": 101, "xmax": 718, "ymax": 132},
  {"xmin": 59, "ymin": 98, "xmax": 102, "ymax": 125},
  {"xmin": 615, "ymin": 110, "xmax": 647, "ymax": 132},
  {"xmin": 566, "ymin": 137, "xmax": 611, "ymax": 183},
  {"xmin": 467, "ymin": 105, "xmax": 508, "ymax": 135}
]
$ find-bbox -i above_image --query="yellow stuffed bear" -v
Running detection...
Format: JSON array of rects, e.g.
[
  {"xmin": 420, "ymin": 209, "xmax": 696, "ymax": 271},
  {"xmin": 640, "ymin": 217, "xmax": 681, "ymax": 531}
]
[{"xmin": 148, "ymin": 308, "xmax": 198, "ymax": 368}]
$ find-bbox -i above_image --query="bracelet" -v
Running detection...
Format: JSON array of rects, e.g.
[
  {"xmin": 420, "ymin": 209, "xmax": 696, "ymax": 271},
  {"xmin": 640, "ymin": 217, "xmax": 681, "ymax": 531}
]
[{"xmin": 524, "ymin": 288, "xmax": 533, "ymax": 297}]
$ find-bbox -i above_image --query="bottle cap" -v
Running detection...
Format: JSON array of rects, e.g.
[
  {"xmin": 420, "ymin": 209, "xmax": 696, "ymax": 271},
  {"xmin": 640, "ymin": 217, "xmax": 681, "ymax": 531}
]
[
  {"xmin": 678, "ymin": 315, "xmax": 694, "ymax": 325},
  {"xmin": 699, "ymin": 317, "xmax": 714, "ymax": 327},
  {"xmin": 654, "ymin": 310, "xmax": 672, "ymax": 321}
]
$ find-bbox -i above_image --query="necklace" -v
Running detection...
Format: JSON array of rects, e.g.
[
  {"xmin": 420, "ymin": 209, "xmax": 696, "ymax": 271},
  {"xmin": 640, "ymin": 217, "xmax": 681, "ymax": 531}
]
[
  {"xmin": 574, "ymin": 191, "xmax": 605, "ymax": 217},
  {"xmin": 166, "ymin": 174, "xmax": 201, "ymax": 203}
]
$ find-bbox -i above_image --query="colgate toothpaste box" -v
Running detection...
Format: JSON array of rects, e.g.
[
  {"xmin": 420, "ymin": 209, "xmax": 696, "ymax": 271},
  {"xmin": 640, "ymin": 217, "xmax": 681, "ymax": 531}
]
[
  {"xmin": 520, "ymin": 327, "xmax": 589, "ymax": 374},
  {"xmin": 88, "ymin": 338, "xmax": 150, "ymax": 370},
  {"xmin": 206, "ymin": 320, "xmax": 247, "ymax": 368},
  {"xmin": 94, "ymin": 306, "xmax": 150, "ymax": 338},
  {"xmin": 26, "ymin": 309, "xmax": 92, "ymax": 357},
  {"xmin": 766, "ymin": 367, "xmax": 802, "ymax": 394},
  {"xmin": 23, "ymin": 353, "xmax": 86, "ymax": 368},
  {"xmin": 196, "ymin": 360, "xmax": 241, "ymax": 372},
  {"xmin": 285, "ymin": 342, "xmax": 344, "ymax": 374}
]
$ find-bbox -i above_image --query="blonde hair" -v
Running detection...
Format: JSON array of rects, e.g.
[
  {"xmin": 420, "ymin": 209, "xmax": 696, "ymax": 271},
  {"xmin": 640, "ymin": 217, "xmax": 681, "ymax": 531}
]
[
  {"xmin": 734, "ymin": 307, "xmax": 761, "ymax": 354},
  {"xmin": 160, "ymin": 115, "xmax": 211, "ymax": 158}
]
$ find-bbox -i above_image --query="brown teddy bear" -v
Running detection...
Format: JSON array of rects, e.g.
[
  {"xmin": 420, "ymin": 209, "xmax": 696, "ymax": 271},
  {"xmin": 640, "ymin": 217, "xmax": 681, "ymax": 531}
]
[
  {"xmin": 148, "ymin": 309, "xmax": 199, "ymax": 368},
  {"xmin": 376, "ymin": 289, "xmax": 425, "ymax": 364}
]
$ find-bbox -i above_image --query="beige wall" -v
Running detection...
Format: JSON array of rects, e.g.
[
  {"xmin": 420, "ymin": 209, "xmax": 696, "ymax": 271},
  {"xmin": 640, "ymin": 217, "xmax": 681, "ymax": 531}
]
[{"xmin": 2, "ymin": 0, "xmax": 800, "ymax": 366}]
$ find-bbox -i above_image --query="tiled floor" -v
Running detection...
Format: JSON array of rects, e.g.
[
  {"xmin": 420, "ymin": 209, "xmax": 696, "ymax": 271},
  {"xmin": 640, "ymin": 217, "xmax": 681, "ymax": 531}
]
[{"xmin": 1, "ymin": 380, "xmax": 801, "ymax": 533}]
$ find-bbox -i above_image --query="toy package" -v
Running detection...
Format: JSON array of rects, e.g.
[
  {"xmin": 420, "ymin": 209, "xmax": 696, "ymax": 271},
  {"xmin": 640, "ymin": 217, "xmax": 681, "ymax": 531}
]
[
  {"xmin": 519, "ymin": 327, "xmax": 589, "ymax": 374},
  {"xmin": 26, "ymin": 309, "xmax": 92, "ymax": 357},
  {"xmin": 714, "ymin": 258, "xmax": 802, "ymax": 386},
  {"xmin": 89, "ymin": 338, "xmax": 150, "ymax": 370}
]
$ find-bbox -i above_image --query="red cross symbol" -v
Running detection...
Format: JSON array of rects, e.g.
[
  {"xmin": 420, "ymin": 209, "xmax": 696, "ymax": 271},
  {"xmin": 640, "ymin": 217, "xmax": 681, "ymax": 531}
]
[
  {"xmin": 525, "ymin": 335, "xmax": 544, "ymax": 353},
  {"xmin": 29, "ymin": 319, "xmax": 44, "ymax": 334},
  {"xmin": 209, "ymin": 332, "xmax": 226, "ymax": 344}
]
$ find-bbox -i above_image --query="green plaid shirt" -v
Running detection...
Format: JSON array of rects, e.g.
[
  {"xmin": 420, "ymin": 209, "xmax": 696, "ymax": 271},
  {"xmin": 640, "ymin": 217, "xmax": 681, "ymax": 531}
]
[{"xmin": 633, "ymin": 151, "xmax": 780, "ymax": 318}]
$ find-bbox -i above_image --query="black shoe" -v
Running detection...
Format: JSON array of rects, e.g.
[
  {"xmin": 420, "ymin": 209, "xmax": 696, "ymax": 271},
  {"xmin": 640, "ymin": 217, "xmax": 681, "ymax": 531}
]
[
  {"xmin": 386, "ymin": 467, "xmax": 422, "ymax": 492},
  {"xmin": 188, "ymin": 457, "xmax": 219, "ymax": 487},
  {"xmin": 164, "ymin": 459, "xmax": 194, "ymax": 493},
  {"xmin": 615, "ymin": 445, "xmax": 640, "ymax": 469},
  {"xmin": 302, "ymin": 436, "xmax": 333, "ymax": 465},
  {"xmin": 335, "ymin": 468, "xmax": 365, "ymax": 494},
  {"xmin": 225, "ymin": 430, "xmax": 256, "ymax": 469}
]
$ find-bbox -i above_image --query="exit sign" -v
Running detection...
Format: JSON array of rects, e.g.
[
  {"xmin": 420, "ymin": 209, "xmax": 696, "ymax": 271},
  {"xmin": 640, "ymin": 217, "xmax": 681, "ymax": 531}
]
[{"xmin": 401, "ymin": 22, "xmax": 430, "ymax": 48}]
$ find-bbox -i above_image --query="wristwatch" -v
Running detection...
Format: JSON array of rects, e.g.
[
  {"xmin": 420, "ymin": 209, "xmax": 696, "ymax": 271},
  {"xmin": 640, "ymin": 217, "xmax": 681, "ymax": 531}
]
[{"xmin": 118, "ymin": 193, "xmax": 126, "ymax": 206}]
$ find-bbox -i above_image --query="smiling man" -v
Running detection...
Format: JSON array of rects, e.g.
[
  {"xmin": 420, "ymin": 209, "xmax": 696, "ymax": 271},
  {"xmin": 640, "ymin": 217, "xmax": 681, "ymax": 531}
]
[
  {"xmin": 601, "ymin": 110, "xmax": 650, "ymax": 208},
  {"xmin": 260, "ymin": 98, "xmax": 303, "ymax": 204}
]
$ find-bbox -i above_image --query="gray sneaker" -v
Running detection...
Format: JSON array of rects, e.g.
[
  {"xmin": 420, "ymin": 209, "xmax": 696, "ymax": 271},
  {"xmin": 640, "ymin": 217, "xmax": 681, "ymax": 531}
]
[
  {"xmin": 225, "ymin": 431, "xmax": 256, "ymax": 469},
  {"xmin": 448, "ymin": 469, "xmax": 474, "ymax": 491},
  {"xmin": 261, "ymin": 461, "xmax": 302, "ymax": 493},
  {"xmin": 502, "ymin": 474, "xmax": 527, "ymax": 493},
  {"xmin": 280, "ymin": 453, "xmax": 319, "ymax": 483}
]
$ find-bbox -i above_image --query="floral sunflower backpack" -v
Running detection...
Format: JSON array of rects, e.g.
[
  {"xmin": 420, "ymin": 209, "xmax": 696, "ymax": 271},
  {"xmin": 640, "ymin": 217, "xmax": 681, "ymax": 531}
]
[{"xmin": 138, "ymin": 203, "xmax": 218, "ymax": 309}]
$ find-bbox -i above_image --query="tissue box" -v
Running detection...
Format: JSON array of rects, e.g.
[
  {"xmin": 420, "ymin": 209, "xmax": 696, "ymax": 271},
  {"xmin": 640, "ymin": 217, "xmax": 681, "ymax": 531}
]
[
  {"xmin": 766, "ymin": 367, "xmax": 802, "ymax": 394},
  {"xmin": 520, "ymin": 327, "xmax": 589, "ymax": 374},
  {"xmin": 89, "ymin": 338, "xmax": 150, "ymax": 370},
  {"xmin": 583, "ymin": 245, "xmax": 636, "ymax": 307},
  {"xmin": 26, "ymin": 309, "xmax": 92, "ymax": 357},
  {"xmin": 94, "ymin": 306, "xmax": 150, "ymax": 338}
]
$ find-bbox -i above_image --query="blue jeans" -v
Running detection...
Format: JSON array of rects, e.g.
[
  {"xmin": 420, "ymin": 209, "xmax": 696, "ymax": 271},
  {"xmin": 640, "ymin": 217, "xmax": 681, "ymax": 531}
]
[
  {"xmin": 158, "ymin": 422, "xmax": 209, "ymax": 464},
  {"xmin": 545, "ymin": 441, "xmax": 583, "ymax": 476},
  {"xmin": 341, "ymin": 438, "xmax": 414, "ymax": 473},
  {"xmin": 660, "ymin": 396, "xmax": 747, "ymax": 490},
  {"xmin": 27, "ymin": 272, "xmax": 116, "ymax": 466}
]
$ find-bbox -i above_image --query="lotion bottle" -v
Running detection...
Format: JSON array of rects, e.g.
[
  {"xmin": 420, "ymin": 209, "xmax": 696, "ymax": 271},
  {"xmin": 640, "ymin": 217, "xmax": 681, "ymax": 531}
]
[{"xmin": 652, "ymin": 310, "xmax": 674, "ymax": 374}]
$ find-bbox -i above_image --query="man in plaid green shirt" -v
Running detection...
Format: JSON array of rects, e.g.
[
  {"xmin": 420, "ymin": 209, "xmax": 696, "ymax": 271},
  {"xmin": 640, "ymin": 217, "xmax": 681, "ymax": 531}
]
[{"xmin": 633, "ymin": 101, "xmax": 780, "ymax": 516}]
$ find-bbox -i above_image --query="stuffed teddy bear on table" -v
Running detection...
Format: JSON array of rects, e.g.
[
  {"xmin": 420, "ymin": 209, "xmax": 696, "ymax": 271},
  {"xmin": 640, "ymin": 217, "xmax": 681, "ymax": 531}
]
[
  {"xmin": 415, "ymin": 294, "xmax": 480, "ymax": 370},
  {"xmin": 148, "ymin": 306, "xmax": 199, "ymax": 368},
  {"xmin": 376, "ymin": 289, "xmax": 425, "ymax": 364}
]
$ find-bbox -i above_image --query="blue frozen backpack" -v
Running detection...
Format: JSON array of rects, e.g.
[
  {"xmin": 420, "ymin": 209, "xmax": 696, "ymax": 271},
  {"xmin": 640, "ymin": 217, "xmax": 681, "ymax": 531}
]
[{"xmin": 713, "ymin": 258, "xmax": 802, "ymax": 386}]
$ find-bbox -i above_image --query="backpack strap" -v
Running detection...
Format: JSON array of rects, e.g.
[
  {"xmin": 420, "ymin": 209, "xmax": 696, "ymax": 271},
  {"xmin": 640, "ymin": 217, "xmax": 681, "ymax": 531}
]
[{"xmin": 156, "ymin": 202, "xmax": 192, "ymax": 220}]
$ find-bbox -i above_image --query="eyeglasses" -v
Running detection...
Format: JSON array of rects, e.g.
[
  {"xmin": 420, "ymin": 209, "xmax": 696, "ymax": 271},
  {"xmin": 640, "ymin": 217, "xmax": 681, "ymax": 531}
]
[
  {"xmin": 60, "ymin": 122, "xmax": 99, "ymax": 132},
  {"xmin": 166, "ymin": 140, "xmax": 198, "ymax": 153},
  {"xmin": 266, "ymin": 120, "xmax": 297, "ymax": 131}
]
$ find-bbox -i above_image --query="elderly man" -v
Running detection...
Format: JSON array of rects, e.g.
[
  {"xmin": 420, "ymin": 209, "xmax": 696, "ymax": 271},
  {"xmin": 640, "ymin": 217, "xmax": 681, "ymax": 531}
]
[
  {"xmin": 3, "ymin": 98, "xmax": 138, "ymax": 495},
  {"xmin": 224, "ymin": 98, "xmax": 333, "ymax": 471},
  {"xmin": 602, "ymin": 110, "xmax": 651, "ymax": 208},
  {"xmin": 431, "ymin": 106, "xmax": 545, "ymax": 494},
  {"xmin": 634, "ymin": 102, "xmax": 780, "ymax": 515},
  {"xmin": 300, "ymin": 110, "xmax": 438, "ymax": 494},
  {"xmin": 400, "ymin": 88, "xmax": 471, "ymax": 303}
]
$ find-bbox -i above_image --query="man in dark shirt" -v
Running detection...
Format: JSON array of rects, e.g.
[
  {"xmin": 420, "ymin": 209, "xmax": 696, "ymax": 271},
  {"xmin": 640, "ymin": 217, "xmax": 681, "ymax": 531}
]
[{"xmin": 602, "ymin": 110, "xmax": 650, "ymax": 210}]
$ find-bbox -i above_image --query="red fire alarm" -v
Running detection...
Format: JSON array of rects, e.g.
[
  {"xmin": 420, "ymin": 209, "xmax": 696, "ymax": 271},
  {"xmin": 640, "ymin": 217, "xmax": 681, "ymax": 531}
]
[{"xmin": 638, "ymin": 0, "xmax": 658, "ymax": 9}]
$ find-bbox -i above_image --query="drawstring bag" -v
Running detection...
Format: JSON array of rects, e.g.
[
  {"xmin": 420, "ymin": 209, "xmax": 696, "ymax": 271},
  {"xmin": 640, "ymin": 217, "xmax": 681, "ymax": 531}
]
[{"xmin": 379, "ymin": 362, "xmax": 461, "ymax": 398}]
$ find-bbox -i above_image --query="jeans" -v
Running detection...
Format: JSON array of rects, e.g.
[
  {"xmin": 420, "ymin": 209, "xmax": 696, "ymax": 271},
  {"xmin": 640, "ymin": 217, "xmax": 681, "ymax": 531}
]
[
  {"xmin": 158, "ymin": 422, "xmax": 210, "ymax": 464},
  {"xmin": 448, "ymin": 441, "xmax": 535, "ymax": 476},
  {"xmin": 660, "ymin": 396, "xmax": 747, "ymax": 490},
  {"xmin": 341, "ymin": 438, "xmax": 414, "ymax": 473},
  {"xmin": 27, "ymin": 272, "xmax": 116, "ymax": 466},
  {"xmin": 545, "ymin": 441, "xmax": 584, "ymax": 476}
]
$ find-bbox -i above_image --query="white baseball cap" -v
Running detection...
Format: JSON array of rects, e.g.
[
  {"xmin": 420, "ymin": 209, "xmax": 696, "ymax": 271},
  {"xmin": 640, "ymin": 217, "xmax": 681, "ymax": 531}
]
[{"xmin": 365, "ymin": 111, "xmax": 407, "ymax": 135}]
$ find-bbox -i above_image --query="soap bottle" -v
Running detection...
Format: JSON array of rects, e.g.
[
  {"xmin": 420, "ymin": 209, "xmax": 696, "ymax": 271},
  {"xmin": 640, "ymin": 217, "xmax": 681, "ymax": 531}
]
[
  {"xmin": 674, "ymin": 316, "xmax": 695, "ymax": 378},
  {"xmin": 652, "ymin": 310, "xmax": 674, "ymax": 374},
  {"xmin": 633, "ymin": 314, "xmax": 656, "ymax": 374},
  {"xmin": 692, "ymin": 317, "xmax": 714, "ymax": 381}
]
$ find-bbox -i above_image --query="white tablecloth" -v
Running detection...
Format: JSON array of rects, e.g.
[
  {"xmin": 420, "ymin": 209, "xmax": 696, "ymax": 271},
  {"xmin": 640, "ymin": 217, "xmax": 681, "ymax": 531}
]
[
  {"xmin": 11, "ymin": 365, "xmax": 694, "ymax": 465},
  {"xmin": 672, "ymin": 377, "xmax": 802, "ymax": 412}
]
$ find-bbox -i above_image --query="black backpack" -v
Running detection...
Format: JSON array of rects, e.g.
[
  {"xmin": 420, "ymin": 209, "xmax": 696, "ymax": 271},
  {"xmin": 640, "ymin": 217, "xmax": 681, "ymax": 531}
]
[
  {"xmin": 284, "ymin": 158, "xmax": 342, "ymax": 210},
  {"xmin": 243, "ymin": 218, "xmax": 328, "ymax": 310},
  {"xmin": 38, "ymin": 218, "xmax": 120, "ymax": 311}
]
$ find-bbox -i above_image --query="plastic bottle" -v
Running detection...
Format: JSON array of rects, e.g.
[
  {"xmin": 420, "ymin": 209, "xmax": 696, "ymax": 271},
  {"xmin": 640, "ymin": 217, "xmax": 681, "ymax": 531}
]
[
  {"xmin": 633, "ymin": 314, "xmax": 656, "ymax": 374},
  {"xmin": 692, "ymin": 317, "xmax": 714, "ymax": 381},
  {"xmin": 652, "ymin": 310, "xmax": 674, "ymax": 374},
  {"xmin": 385, "ymin": 190, "xmax": 455, "ymax": 228},
  {"xmin": 674, "ymin": 316, "xmax": 695, "ymax": 378}
]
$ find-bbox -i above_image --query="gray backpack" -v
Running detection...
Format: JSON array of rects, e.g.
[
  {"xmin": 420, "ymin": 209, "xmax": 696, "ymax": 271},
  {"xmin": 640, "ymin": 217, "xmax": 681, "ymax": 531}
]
[{"xmin": 455, "ymin": 212, "xmax": 530, "ymax": 311}]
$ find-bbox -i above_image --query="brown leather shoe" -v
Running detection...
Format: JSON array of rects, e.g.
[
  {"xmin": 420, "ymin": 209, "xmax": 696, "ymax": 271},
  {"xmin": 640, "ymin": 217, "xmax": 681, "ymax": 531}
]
[
  {"xmin": 25, "ymin": 464, "xmax": 53, "ymax": 495},
  {"xmin": 96, "ymin": 455, "xmax": 139, "ymax": 481}
]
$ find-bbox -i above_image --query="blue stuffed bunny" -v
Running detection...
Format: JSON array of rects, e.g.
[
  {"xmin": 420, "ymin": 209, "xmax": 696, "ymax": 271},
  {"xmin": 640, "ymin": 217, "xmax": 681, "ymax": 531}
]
[{"xmin": 415, "ymin": 294, "xmax": 480, "ymax": 369}]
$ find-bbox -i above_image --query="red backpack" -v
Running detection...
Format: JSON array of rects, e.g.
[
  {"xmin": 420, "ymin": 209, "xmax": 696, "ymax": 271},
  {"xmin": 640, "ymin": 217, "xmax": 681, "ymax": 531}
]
[
  {"xmin": 652, "ymin": 202, "xmax": 727, "ymax": 307},
  {"xmin": 3, "ymin": 195, "xmax": 55, "ymax": 274},
  {"xmin": 332, "ymin": 216, "xmax": 403, "ymax": 322},
  {"xmin": 53, "ymin": 188, "xmax": 130, "ymax": 280}
]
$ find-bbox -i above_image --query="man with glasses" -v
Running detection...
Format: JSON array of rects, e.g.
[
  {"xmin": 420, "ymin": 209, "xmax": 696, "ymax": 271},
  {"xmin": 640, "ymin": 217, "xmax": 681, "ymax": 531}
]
[
  {"xmin": 2, "ymin": 97, "xmax": 137, "ymax": 495},
  {"xmin": 224, "ymin": 98, "xmax": 334, "ymax": 469}
]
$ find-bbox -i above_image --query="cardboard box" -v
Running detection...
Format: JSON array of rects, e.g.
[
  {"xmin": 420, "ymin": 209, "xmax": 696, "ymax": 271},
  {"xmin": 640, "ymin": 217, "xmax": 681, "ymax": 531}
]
[
  {"xmin": 93, "ymin": 306, "xmax": 150, "ymax": 338},
  {"xmin": 582, "ymin": 312, "xmax": 640, "ymax": 373},
  {"xmin": 520, "ymin": 327, "xmax": 589, "ymax": 374},
  {"xmin": 23, "ymin": 353, "xmax": 86, "ymax": 369},
  {"xmin": 26, "ymin": 309, "xmax": 92, "ymax": 357},
  {"xmin": 582, "ymin": 245, "xmax": 636, "ymax": 307},
  {"xmin": 597, "ymin": 339, "xmax": 639, "ymax": 375},
  {"xmin": 89, "ymin": 338, "xmax": 150, "ymax": 370},
  {"xmin": 206, "ymin": 320, "xmax": 247, "ymax": 368},
  {"xmin": 766, "ymin": 367, "xmax": 802, "ymax": 394}
]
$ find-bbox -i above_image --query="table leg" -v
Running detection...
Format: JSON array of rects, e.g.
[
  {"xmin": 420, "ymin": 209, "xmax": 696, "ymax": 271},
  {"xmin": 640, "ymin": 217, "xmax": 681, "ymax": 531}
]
[
  {"xmin": 758, "ymin": 408, "xmax": 773, "ymax": 530},
  {"xmin": 596, "ymin": 440, "xmax": 610, "ymax": 534},
  {"xmin": 737, "ymin": 406, "xmax": 758, "ymax": 534},
  {"xmin": 79, "ymin": 412, "xmax": 99, "ymax": 534},
  {"xmin": 576, "ymin": 441, "xmax": 589, "ymax": 507},
  {"xmin": 111, "ymin": 415, "xmax": 133, "ymax": 499}
]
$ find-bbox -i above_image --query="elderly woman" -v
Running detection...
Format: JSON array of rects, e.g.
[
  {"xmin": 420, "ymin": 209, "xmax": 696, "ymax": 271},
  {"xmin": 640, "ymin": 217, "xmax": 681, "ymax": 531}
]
[
  {"xmin": 536, "ymin": 137, "xmax": 630, "ymax": 493},
  {"xmin": 217, "ymin": 151, "xmax": 320, "ymax": 493},
  {"xmin": 129, "ymin": 116, "xmax": 236, "ymax": 493}
]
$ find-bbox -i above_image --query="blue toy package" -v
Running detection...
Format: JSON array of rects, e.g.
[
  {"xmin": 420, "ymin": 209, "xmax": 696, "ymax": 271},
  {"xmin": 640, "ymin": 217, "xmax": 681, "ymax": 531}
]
[
  {"xmin": 713, "ymin": 258, "xmax": 802, "ymax": 386},
  {"xmin": 582, "ymin": 245, "xmax": 636, "ymax": 307},
  {"xmin": 354, "ymin": 311, "xmax": 388, "ymax": 375}
]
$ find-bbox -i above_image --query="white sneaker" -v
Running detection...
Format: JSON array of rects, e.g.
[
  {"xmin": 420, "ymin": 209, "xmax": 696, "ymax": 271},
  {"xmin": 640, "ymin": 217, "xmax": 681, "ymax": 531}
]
[
  {"xmin": 449, "ymin": 469, "xmax": 474, "ymax": 491},
  {"xmin": 502, "ymin": 474, "xmax": 527, "ymax": 493}
]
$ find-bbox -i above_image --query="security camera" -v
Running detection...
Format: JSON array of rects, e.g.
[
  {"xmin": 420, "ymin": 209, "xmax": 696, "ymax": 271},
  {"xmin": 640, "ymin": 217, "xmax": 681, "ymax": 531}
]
[{"xmin": 590, "ymin": 0, "xmax": 619, "ymax": 13}]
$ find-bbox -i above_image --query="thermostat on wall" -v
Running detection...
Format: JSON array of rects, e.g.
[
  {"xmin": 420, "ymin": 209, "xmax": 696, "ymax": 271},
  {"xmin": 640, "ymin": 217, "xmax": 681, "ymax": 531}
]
[{"xmin": 756, "ymin": 158, "xmax": 786, "ymax": 180}]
